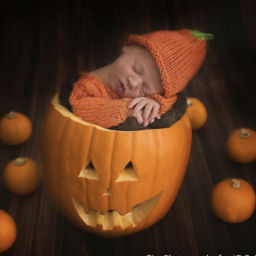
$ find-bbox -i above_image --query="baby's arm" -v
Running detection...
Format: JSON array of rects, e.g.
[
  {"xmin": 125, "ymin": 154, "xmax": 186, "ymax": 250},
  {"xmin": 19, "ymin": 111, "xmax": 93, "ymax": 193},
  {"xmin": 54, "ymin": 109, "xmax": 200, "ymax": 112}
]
[
  {"xmin": 128, "ymin": 97, "xmax": 161, "ymax": 127},
  {"xmin": 69, "ymin": 84, "xmax": 131, "ymax": 128}
]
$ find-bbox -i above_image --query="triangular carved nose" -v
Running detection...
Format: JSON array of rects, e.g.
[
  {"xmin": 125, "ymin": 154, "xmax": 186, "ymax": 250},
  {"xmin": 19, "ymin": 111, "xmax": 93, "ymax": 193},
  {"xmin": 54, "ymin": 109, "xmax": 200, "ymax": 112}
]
[{"xmin": 103, "ymin": 187, "xmax": 112, "ymax": 196}]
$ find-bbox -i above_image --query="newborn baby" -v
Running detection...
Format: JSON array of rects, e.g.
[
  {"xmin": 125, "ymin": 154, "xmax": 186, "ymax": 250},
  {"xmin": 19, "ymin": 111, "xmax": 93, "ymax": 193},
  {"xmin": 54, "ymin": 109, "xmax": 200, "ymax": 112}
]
[
  {"xmin": 60, "ymin": 75, "xmax": 186, "ymax": 130},
  {"xmin": 60, "ymin": 29, "xmax": 213, "ymax": 130}
]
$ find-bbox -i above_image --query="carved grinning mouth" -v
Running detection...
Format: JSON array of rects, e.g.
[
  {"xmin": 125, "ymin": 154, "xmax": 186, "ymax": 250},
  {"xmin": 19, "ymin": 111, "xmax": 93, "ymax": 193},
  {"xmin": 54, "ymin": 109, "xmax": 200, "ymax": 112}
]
[{"xmin": 72, "ymin": 193, "xmax": 161, "ymax": 230}]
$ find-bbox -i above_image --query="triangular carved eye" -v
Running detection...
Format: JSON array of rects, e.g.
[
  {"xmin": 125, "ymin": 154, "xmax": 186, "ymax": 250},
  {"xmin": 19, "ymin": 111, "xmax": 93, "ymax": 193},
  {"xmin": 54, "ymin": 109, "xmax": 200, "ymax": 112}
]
[
  {"xmin": 125, "ymin": 161, "xmax": 133, "ymax": 168},
  {"xmin": 79, "ymin": 160, "xmax": 99, "ymax": 180},
  {"xmin": 116, "ymin": 161, "xmax": 139, "ymax": 182},
  {"xmin": 87, "ymin": 161, "xmax": 95, "ymax": 169}
]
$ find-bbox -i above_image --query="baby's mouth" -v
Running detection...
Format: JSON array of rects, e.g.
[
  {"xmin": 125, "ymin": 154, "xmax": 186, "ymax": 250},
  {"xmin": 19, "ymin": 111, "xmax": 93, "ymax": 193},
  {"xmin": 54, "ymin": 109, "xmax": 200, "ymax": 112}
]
[{"xmin": 118, "ymin": 80, "xmax": 125, "ymax": 96}]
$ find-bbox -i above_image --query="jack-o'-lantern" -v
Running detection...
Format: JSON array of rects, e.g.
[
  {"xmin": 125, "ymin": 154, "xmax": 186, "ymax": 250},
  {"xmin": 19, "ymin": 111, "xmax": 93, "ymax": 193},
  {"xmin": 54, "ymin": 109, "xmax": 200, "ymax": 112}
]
[{"xmin": 40, "ymin": 94, "xmax": 192, "ymax": 237}]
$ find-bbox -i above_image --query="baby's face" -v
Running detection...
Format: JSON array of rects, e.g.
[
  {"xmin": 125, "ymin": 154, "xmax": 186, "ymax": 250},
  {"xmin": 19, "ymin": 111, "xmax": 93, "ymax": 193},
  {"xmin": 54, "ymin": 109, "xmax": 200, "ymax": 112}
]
[{"xmin": 108, "ymin": 45, "xmax": 163, "ymax": 98}]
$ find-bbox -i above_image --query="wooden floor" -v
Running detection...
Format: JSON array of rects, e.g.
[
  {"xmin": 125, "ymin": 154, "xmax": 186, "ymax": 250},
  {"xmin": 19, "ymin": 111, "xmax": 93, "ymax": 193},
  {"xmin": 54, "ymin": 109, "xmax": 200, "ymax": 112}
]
[{"xmin": 1, "ymin": 0, "xmax": 256, "ymax": 255}]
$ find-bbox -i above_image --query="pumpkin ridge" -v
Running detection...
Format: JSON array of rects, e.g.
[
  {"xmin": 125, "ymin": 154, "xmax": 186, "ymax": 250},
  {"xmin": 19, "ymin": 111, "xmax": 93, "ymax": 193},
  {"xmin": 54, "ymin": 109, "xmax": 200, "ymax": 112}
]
[
  {"xmin": 85, "ymin": 126, "xmax": 96, "ymax": 212},
  {"xmin": 109, "ymin": 131, "xmax": 117, "ymax": 212},
  {"xmin": 151, "ymin": 131, "xmax": 159, "ymax": 199},
  {"xmin": 127, "ymin": 133, "xmax": 137, "ymax": 213},
  {"xmin": 58, "ymin": 117, "xmax": 74, "ymax": 212}
]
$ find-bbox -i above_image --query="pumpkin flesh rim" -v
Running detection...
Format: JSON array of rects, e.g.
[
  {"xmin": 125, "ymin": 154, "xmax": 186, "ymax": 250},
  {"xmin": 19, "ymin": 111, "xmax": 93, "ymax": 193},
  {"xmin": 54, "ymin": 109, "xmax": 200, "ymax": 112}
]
[{"xmin": 52, "ymin": 93, "xmax": 185, "ymax": 133}]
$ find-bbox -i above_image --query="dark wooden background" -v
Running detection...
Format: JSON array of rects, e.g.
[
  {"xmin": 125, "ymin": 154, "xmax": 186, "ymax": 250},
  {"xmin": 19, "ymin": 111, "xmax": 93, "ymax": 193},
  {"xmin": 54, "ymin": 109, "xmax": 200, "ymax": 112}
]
[{"xmin": 1, "ymin": 0, "xmax": 256, "ymax": 255}]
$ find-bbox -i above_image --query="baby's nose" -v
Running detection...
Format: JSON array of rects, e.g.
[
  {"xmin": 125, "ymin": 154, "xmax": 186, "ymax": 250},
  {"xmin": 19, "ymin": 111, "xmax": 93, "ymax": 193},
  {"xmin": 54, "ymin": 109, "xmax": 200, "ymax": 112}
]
[{"xmin": 127, "ymin": 76, "xmax": 142, "ymax": 90}]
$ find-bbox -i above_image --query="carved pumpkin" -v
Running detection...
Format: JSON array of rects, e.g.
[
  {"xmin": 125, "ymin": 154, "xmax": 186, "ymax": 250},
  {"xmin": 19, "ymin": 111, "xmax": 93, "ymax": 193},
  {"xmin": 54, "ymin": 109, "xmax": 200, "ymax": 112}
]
[
  {"xmin": 186, "ymin": 97, "xmax": 207, "ymax": 130},
  {"xmin": 40, "ymin": 94, "xmax": 192, "ymax": 237},
  {"xmin": 211, "ymin": 178, "xmax": 256, "ymax": 223},
  {"xmin": 0, "ymin": 111, "xmax": 32, "ymax": 145},
  {"xmin": 226, "ymin": 128, "xmax": 256, "ymax": 163}
]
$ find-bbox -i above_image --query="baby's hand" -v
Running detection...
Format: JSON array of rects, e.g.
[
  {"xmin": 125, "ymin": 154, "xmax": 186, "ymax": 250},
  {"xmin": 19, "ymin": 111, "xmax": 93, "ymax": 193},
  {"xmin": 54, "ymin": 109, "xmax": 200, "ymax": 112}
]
[
  {"xmin": 128, "ymin": 97, "xmax": 160, "ymax": 126},
  {"xmin": 127, "ymin": 108, "xmax": 144, "ymax": 124}
]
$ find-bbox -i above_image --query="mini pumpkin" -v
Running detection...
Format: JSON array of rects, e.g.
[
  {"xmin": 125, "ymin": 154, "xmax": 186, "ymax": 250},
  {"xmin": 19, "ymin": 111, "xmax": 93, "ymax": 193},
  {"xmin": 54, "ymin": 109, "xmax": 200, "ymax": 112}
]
[
  {"xmin": 3, "ymin": 157, "xmax": 40, "ymax": 195},
  {"xmin": 40, "ymin": 94, "xmax": 192, "ymax": 237},
  {"xmin": 211, "ymin": 178, "xmax": 256, "ymax": 223},
  {"xmin": 226, "ymin": 128, "xmax": 256, "ymax": 163},
  {"xmin": 185, "ymin": 97, "xmax": 207, "ymax": 130},
  {"xmin": 0, "ymin": 209, "xmax": 17, "ymax": 253},
  {"xmin": 0, "ymin": 111, "xmax": 32, "ymax": 145}
]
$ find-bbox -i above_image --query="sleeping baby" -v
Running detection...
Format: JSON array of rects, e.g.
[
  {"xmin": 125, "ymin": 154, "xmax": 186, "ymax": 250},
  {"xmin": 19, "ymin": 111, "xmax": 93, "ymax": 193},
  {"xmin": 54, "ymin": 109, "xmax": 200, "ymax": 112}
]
[{"xmin": 60, "ymin": 29, "xmax": 213, "ymax": 130}]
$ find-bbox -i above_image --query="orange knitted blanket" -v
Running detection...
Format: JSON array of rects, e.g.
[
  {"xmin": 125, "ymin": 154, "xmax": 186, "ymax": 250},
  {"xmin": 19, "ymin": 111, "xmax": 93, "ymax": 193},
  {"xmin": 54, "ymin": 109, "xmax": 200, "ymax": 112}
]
[{"xmin": 69, "ymin": 72, "xmax": 176, "ymax": 128}]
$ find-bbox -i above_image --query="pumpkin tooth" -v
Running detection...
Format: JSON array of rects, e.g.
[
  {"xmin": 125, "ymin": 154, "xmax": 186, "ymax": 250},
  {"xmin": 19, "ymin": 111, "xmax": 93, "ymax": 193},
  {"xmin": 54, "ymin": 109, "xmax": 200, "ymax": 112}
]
[
  {"xmin": 119, "ymin": 212, "xmax": 136, "ymax": 229},
  {"xmin": 112, "ymin": 211, "xmax": 122, "ymax": 227},
  {"xmin": 89, "ymin": 210, "xmax": 97, "ymax": 227},
  {"xmin": 123, "ymin": 212, "xmax": 136, "ymax": 227},
  {"xmin": 103, "ymin": 212, "xmax": 114, "ymax": 230},
  {"xmin": 96, "ymin": 210, "xmax": 104, "ymax": 226},
  {"xmin": 120, "ymin": 214, "xmax": 131, "ymax": 228}
]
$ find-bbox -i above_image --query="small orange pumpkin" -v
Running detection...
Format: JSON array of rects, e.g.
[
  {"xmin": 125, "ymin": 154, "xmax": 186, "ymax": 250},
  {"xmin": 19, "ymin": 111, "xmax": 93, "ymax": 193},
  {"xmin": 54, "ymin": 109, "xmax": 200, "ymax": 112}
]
[
  {"xmin": 185, "ymin": 97, "xmax": 207, "ymax": 130},
  {"xmin": 211, "ymin": 178, "xmax": 256, "ymax": 223},
  {"xmin": 3, "ymin": 157, "xmax": 40, "ymax": 195},
  {"xmin": 226, "ymin": 128, "xmax": 256, "ymax": 163},
  {"xmin": 0, "ymin": 209, "xmax": 17, "ymax": 253},
  {"xmin": 40, "ymin": 94, "xmax": 192, "ymax": 237},
  {"xmin": 0, "ymin": 111, "xmax": 32, "ymax": 145}
]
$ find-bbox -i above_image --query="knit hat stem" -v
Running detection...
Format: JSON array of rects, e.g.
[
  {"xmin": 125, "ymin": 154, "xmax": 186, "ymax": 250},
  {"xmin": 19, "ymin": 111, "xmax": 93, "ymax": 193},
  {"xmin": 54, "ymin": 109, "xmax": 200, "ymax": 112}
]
[{"xmin": 189, "ymin": 30, "xmax": 214, "ymax": 41}]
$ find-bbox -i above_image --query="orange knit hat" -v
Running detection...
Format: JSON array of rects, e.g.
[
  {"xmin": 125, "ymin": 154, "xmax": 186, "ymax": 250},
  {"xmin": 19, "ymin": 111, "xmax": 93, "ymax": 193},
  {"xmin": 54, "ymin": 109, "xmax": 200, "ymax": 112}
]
[{"xmin": 126, "ymin": 29, "xmax": 213, "ymax": 98}]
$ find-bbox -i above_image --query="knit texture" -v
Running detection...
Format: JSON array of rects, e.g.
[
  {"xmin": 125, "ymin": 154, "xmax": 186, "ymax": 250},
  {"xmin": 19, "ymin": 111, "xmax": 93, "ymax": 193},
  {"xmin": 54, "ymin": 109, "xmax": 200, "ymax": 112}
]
[{"xmin": 69, "ymin": 73, "xmax": 131, "ymax": 128}]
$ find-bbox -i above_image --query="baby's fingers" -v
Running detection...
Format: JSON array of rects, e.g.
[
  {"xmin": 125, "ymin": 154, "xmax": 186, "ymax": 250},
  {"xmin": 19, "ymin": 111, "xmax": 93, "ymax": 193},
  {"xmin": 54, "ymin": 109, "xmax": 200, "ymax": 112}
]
[
  {"xmin": 143, "ymin": 104, "xmax": 153, "ymax": 121},
  {"xmin": 128, "ymin": 97, "xmax": 143, "ymax": 109},
  {"xmin": 134, "ymin": 111, "xmax": 143, "ymax": 124},
  {"xmin": 149, "ymin": 105, "xmax": 160, "ymax": 122},
  {"xmin": 133, "ymin": 100, "xmax": 147, "ymax": 115}
]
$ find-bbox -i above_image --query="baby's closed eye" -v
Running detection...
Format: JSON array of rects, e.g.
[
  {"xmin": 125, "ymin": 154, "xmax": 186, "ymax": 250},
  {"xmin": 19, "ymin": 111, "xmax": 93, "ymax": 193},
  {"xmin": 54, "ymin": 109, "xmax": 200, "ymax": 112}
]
[{"xmin": 133, "ymin": 61, "xmax": 144, "ymax": 75}]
